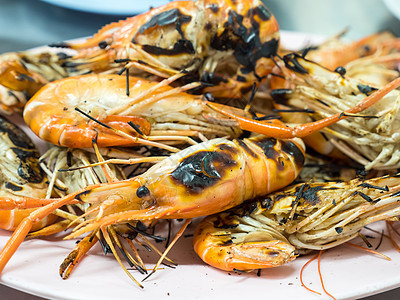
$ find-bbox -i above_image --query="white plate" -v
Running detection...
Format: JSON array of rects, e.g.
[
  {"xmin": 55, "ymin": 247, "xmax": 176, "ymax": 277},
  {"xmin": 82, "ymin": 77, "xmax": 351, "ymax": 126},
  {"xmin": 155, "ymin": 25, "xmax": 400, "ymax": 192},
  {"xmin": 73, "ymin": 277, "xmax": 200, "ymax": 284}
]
[
  {"xmin": 384, "ymin": 0, "xmax": 400, "ymax": 21},
  {"xmin": 40, "ymin": 0, "xmax": 173, "ymax": 15},
  {"xmin": 1, "ymin": 31, "xmax": 399, "ymax": 300}
]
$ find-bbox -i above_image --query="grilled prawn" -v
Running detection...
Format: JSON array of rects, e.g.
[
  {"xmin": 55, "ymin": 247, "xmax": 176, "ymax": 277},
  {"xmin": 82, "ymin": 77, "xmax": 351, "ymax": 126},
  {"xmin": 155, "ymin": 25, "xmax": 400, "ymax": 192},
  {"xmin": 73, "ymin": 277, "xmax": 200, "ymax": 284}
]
[
  {"xmin": 0, "ymin": 50, "xmax": 76, "ymax": 114},
  {"xmin": 194, "ymin": 174, "xmax": 400, "ymax": 272},
  {"xmin": 0, "ymin": 135, "xmax": 305, "ymax": 277},
  {"xmin": 268, "ymin": 53, "xmax": 400, "ymax": 169},
  {"xmin": 303, "ymin": 31, "xmax": 399, "ymax": 71},
  {"xmin": 54, "ymin": 0, "xmax": 280, "ymax": 97},
  {"xmin": 36, "ymin": 146, "xmax": 161, "ymax": 280},
  {"xmin": 23, "ymin": 74, "xmax": 245, "ymax": 149}
]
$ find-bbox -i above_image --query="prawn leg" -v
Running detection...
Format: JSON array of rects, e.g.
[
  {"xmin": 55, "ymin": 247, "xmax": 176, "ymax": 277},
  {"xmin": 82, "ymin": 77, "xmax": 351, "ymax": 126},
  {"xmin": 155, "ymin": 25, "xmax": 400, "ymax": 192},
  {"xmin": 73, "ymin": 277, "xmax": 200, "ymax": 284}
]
[
  {"xmin": 207, "ymin": 76, "xmax": 400, "ymax": 138},
  {"xmin": 26, "ymin": 219, "xmax": 72, "ymax": 239},
  {"xmin": 0, "ymin": 196, "xmax": 79, "ymax": 274},
  {"xmin": 59, "ymin": 233, "xmax": 99, "ymax": 279}
]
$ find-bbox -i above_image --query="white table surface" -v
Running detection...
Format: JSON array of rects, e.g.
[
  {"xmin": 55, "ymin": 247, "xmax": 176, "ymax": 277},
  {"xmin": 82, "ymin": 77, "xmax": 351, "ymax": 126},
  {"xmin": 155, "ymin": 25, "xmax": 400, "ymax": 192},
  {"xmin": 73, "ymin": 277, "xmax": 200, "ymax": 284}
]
[{"xmin": 0, "ymin": 0, "xmax": 399, "ymax": 299}]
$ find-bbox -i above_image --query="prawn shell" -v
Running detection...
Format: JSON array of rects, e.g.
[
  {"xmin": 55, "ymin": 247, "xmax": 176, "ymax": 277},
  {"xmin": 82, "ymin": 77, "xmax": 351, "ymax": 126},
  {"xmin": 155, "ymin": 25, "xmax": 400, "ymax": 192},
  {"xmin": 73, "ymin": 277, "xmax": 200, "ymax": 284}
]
[
  {"xmin": 0, "ymin": 115, "xmax": 56, "ymax": 232},
  {"xmin": 23, "ymin": 75, "xmax": 153, "ymax": 148}
]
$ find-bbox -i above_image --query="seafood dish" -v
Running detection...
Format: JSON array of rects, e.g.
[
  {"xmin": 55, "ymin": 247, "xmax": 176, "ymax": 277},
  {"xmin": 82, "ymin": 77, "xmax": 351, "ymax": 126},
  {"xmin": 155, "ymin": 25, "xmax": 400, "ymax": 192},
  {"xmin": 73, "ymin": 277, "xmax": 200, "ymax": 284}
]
[{"xmin": 1, "ymin": 0, "xmax": 400, "ymax": 299}]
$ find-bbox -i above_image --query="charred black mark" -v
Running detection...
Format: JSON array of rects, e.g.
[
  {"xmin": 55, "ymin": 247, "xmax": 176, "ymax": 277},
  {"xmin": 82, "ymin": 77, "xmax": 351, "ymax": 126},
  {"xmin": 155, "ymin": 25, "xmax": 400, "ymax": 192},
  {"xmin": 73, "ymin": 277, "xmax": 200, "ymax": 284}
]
[
  {"xmin": 201, "ymin": 71, "xmax": 228, "ymax": 86},
  {"xmin": 16, "ymin": 73, "xmax": 34, "ymax": 83},
  {"xmin": 171, "ymin": 150, "xmax": 236, "ymax": 194},
  {"xmin": 236, "ymin": 139, "xmax": 257, "ymax": 158},
  {"xmin": 210, "ymin": 7, "xmax": 278, "ymax": 77},
  {"xmin": 301, "ymin": 185, "xmax": 325, "ymax": 206},
  {"xmin": 114, "ymin": 58, "xmax": 131, "ymax": 63},
  {"xmin": 0, "ymin": 115, "xmax": 35, "ymax": 149},
  {"xmin": 218, "ymin": 143, "xmax": 239, "ymax": 154},
  {"xmin": 300, "ymin": 45, "xmax": 319, "ymax": 58},
  {"xmin": 5, "ymin": 182, "xmax": 23, "ymax": 191},
  {"xmin": 254, "ymin": 5, "xmax": 272, "ymax": 21},
  {"xmin": 213, "ymin": 218, "xmax": 238, "ymax": 229},
  {"xmin": 268, "ymin": 251, "xmax": 280, "ymax": 257},
  {"xmin": 283, "ymin": 53, "xmax": 309, "ymax": 74},
  {"xmin": 260, "ymin": 197, "xmax": 274, "ymax": 210},
  {"xmin": 292, "ymin": 183, "xmax": 309, "ymax": 208},
  {"xmin": 75, "ymin": 190, "xmax": 91, "ymax": 202},
  {"xmin": 335, "ymin": 227, "xmax": 343, "ymax": 234},
  {"xmin": 11, "ymin": 147, "xmax": 43, "ymax": 184},
  {"xmin": 222, "ymin": 240, "xmax": 234, "ymax": 246},
  {"xmin": 357, "ymin": 84, "xmax": 378, "ymax": 96},
  {"xmin": 135, "ymin": 8, "xmax": 192, "ymax": 41},
  {"xmin": 280, "ymin": 140, "xmax": 305, "ymax": 167},
  {"xmin": 56, "ymin": 52, "xmax": 71, "ymax": 60},
  {"xmin": 61, "ymin": 61, "xmax": 85, "ymax": 68},
  {"xmin": 136, "ymin": 185, "xmax": 150, "ymax": 198},
  {"xmin": 48, "ymin": 42, "xmax": 71, "ymax": 48},
  {"xmin": 270, "ymin": 89, "xmax": 293, "ymax": 105},
  {"xmin": 240, "ymin": 84, "xmax": 254, "ymax": 95},
  {"xmin": 209, "ymin": 4, "xmax": 219, "ymax": 13},
  {"xmin": 277, "ymin": 157, "xmax": 285, "ymax": 171},
  {"xmin": 142, "ymin": 39, "xmax": 195, "ymax": 56},
  {"xmin": 236, "ymin": 75, "xmax": 247, "ymax": 82},
  {"xmin": 252, "ymin": 137, "xmax": 279, "ymax": 160},
  {"xmin": 205, "ymin": 22, "xmax": 212, "ymax": 31},
  {"xmin": 201, "ymin": 153, "xmax": 223, "ymax": 179}
]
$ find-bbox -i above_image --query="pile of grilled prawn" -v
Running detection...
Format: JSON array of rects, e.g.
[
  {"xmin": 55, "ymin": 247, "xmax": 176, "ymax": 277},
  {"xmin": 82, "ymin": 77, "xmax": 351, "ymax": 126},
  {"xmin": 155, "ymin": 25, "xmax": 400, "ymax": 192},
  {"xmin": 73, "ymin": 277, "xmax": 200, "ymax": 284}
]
[{"xmin": 0, "ymin": 0, "xmax": 400, "ymax": 291}]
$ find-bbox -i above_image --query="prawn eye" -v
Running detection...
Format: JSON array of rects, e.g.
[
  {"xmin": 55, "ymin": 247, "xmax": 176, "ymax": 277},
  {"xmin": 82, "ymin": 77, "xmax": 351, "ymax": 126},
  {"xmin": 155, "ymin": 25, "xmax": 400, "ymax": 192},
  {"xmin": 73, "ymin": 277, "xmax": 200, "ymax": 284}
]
[
  {"xmin": 136, "ymin": 185, "xmax": 150, "ymax": 198},
  {"xmin": 334, "ymin": 66, "xmax": 346, "ymax": 76}
]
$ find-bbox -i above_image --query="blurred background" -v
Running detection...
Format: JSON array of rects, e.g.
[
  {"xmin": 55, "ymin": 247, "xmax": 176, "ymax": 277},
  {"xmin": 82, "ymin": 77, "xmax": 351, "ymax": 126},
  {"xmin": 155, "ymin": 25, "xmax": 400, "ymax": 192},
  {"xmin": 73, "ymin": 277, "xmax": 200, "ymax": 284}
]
[{"xmin": 0, "ymin": 0, "xmax": 399, "ymax": 299}]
